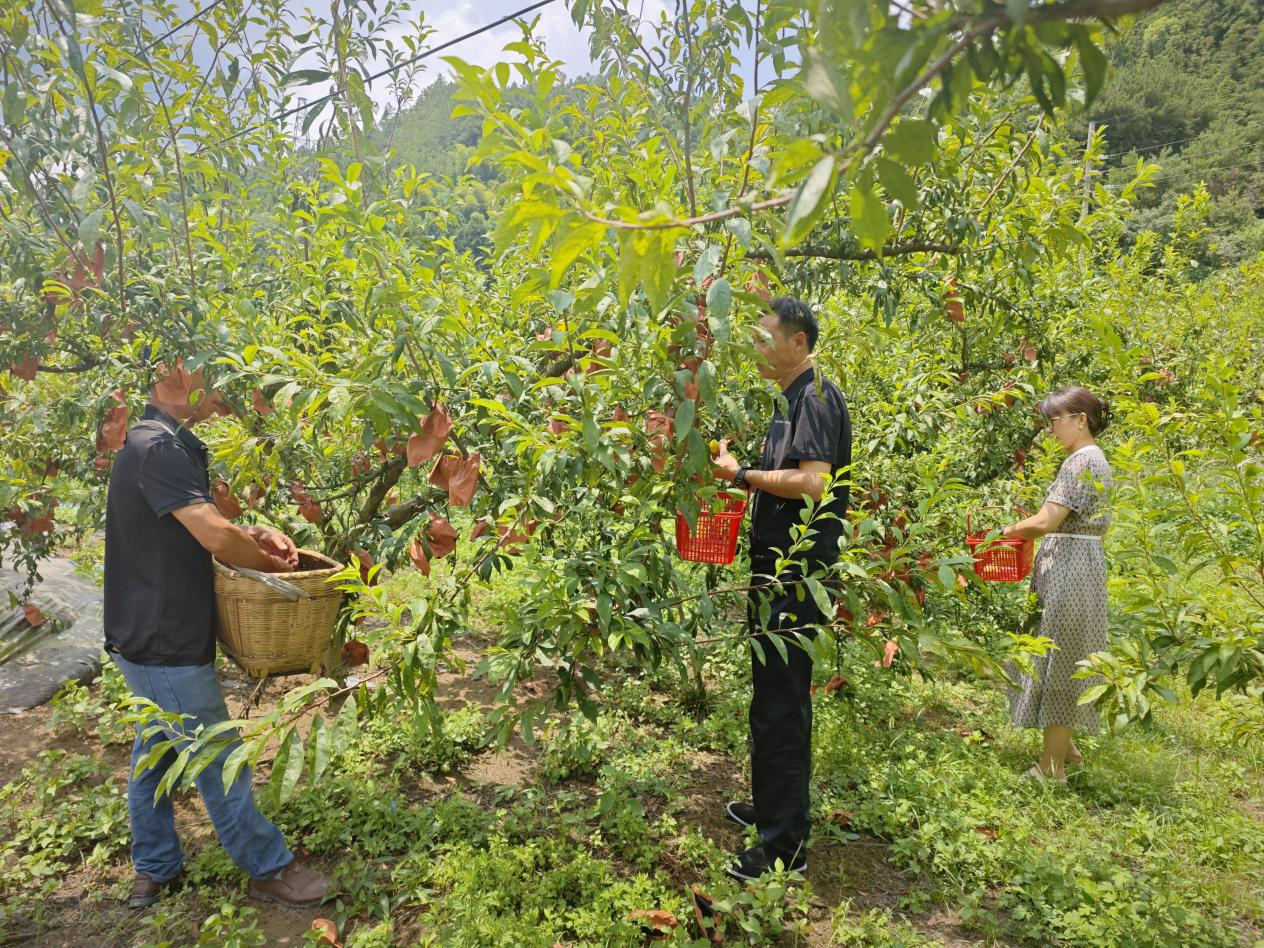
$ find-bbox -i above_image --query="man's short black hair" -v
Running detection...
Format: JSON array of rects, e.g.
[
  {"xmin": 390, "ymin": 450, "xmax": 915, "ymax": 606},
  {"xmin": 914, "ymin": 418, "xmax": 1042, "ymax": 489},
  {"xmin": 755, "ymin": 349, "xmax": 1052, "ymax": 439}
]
[{"xmin": 769, "ymin": 296, "xmax": 819, "ymax": 351}]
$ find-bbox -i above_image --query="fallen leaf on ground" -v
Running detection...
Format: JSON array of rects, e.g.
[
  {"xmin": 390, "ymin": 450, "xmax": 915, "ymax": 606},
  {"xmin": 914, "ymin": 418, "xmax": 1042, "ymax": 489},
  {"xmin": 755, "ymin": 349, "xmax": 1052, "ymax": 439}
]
[
  {"xmin": 309, "ymin": 918, "xmax": 341, "ymax": 947},
  {"xmin": 22, "ymin": 604, "xmax": 46, "ymax": 627},
  {"xmin": 626, "ymin": 909, "xmax": 678, "ymax": 934},
  {"xmin": 825, "ymin": 807, "xmax": 855, "ymax": 827}
]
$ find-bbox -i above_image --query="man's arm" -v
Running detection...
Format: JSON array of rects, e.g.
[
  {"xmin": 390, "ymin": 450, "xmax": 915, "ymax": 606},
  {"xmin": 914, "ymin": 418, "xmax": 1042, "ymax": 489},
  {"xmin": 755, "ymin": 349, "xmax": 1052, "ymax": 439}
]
[
  {"xmin": 713, "ymin": 440, "xmax": 831, "ymax": 501},
  {"xmin": 171, "ymin": 503, "xmax": 295, "ymax": 572},
  {"xmin": 744, "ymin": 461, "xmax": 831, "ymax": 501}
]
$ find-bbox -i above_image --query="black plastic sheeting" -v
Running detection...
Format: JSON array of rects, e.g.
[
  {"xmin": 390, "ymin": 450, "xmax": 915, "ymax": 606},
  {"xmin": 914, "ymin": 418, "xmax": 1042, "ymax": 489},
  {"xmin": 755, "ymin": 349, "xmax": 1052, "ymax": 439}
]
[{"xmin": 0, "ymin": 558, "xmax": 103, "ymax": 712}]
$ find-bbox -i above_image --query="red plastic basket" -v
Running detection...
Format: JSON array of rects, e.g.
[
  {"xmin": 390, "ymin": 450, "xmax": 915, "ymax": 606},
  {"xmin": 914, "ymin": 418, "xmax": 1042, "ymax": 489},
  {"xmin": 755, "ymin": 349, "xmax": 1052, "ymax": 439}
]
[
  {"xmin": 966, "ymin": 506, "xmax": 1033, "ymax": 582},
  {"xmin": 676, "ymin": 492, "xmax": 749, "ymax": 564}
]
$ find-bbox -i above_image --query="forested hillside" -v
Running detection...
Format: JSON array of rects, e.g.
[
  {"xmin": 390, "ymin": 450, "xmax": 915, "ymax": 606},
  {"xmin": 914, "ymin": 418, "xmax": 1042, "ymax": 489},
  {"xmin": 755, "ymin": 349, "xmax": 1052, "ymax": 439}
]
[{"xmin": 1086, "ymin": 0, "xmax": 1264, "ymax": 260}]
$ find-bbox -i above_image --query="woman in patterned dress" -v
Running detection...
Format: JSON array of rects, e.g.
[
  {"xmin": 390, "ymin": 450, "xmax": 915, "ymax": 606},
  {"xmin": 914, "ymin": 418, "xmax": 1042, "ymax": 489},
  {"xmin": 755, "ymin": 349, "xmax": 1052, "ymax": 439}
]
[{"xmin": 1002, "ymin": 386, "xmax": 1113, "ymax": 783}]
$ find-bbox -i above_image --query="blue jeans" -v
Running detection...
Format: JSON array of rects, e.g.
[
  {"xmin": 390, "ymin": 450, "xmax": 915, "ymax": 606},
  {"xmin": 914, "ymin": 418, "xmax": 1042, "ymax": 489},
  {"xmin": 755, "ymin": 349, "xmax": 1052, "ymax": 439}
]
[{"xmin": 112, "ymin": 653, "xmax": 292, "ymax": 882}]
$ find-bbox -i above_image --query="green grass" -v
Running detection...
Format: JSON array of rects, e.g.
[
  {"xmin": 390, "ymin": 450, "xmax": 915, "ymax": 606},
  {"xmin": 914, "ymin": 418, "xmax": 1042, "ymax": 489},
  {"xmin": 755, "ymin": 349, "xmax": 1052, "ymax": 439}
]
[{"xmin": 2, "ymin": 582, "xmax": 1262, "ymax": 946}]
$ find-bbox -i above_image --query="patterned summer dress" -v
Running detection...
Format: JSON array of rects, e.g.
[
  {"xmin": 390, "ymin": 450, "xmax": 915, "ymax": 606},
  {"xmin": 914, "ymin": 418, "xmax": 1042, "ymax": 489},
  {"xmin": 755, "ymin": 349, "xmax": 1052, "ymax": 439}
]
[{"xmin": 1009, "ymin": 444, "xmax": 1113, "ymax": 734}]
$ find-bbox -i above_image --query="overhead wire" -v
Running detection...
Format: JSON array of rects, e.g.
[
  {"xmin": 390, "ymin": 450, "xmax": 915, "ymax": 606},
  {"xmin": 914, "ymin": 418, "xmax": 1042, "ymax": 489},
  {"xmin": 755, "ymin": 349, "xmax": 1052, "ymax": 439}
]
[
  {"xmin": 200, "ymin": 0, "xmax": 560, "ymax": 153},
  {"xmin": 1100, "ymin": 119, "xmax": 1264, "ymax": 160}
]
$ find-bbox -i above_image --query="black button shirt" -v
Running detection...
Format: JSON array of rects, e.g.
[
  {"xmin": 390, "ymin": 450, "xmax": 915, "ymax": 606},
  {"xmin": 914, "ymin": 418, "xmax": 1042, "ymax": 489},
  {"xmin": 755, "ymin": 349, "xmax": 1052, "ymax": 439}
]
[
  {"xmin": 749, "ymin": 368, "xmax": 852, "ymax": 569},
  {"xmin": 103, "ymin": 405, "xmax": 217, "ymax": 665}
]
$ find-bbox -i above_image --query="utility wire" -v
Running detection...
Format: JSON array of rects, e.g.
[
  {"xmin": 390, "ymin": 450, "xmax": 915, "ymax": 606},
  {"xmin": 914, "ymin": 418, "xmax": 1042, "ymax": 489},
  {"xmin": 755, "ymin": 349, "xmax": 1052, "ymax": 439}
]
[
  {"xmin": 202, "ymin": 0, "xmax": 559, "ymax": 153},
  {"xmin": 140, "ymin": 0, "xmax": 230, "ymax": 54},
  {"xmin": 1101, "ymin": 120, "xmax": 1264, "ymax": 160}
]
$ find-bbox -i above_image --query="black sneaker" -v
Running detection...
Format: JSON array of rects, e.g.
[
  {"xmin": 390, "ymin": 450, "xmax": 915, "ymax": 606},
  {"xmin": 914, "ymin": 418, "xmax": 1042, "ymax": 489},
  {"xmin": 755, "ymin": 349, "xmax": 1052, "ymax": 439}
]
[
  {"xmin": 724, "ymin": 800, "xmax": 755, "ymax": 828},
  {"xmin": 724, "ymin": 843, "xmax": 806, "ymax": 882}
]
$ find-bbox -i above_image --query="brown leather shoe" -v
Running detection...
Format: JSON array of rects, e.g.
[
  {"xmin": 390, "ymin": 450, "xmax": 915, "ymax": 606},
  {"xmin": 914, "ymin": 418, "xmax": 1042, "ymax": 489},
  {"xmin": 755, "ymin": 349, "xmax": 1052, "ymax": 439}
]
[
  {"xmin": 128, "ymin": 871, "xmax": 181, "ymax": 909},
  {"xmin": 247, "ymin": 861, "xmax": 329, "ymax": 908}
]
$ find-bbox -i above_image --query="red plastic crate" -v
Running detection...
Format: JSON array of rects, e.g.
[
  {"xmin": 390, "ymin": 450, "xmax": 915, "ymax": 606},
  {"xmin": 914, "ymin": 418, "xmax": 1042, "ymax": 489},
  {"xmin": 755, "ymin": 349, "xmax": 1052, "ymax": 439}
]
[
  {"xmin": 966, "ymin": 506, "xmax": 1033, "ymax": 582},
  {"xmin": 676, "ymin": 492, "xmax": 748, "ymax": 564}
]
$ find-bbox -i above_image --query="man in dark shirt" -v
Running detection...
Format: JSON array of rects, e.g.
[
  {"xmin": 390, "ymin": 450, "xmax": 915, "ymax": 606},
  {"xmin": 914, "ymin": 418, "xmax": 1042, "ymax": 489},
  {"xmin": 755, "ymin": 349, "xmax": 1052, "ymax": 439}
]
[
  {"xmin": 105, "ymin": 378, "xmax": 329, "ymax": 910},
  {"xmin": 712, "ymin": 296, "xmax": 851, "ymax": 881}
]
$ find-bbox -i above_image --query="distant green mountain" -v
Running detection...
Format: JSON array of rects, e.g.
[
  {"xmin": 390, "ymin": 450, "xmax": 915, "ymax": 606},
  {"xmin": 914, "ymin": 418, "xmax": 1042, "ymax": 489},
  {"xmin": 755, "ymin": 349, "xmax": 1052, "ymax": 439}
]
[
  {"xmin": 378, "ymin": 77, "xmax": 483, "ymax": 181},
  {"xmin": 1088, "ymin": 0, "xmax": 1264, "ymax": 262}
]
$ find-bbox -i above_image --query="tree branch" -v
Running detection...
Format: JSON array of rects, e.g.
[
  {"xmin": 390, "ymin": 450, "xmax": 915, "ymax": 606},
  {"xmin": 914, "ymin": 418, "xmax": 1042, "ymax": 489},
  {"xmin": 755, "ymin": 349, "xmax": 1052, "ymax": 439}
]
[
  {"xmin": 784, "ymin": 239, "xmax": 966, "ymax": 261},
  {"xmin": 571, "ymin": 0, "xmax": 1173, "ymax": 233}
]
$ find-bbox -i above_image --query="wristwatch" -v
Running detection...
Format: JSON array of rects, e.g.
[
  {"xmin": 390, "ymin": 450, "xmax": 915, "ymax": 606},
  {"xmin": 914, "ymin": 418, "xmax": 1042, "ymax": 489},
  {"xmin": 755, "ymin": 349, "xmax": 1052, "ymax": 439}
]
[{"xmin": 734, "ymin": 466, "xmax": 749, "ymax": 489}]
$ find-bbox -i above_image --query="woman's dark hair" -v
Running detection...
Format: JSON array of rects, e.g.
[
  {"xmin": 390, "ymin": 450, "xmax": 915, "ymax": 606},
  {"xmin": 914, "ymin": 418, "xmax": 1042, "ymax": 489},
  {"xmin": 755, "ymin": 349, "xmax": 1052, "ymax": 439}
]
[
  {"xmin": 1036, "ymin": 386, "xmax": 1112, "ymax": 436},
  {"xmin": 769, "ymin": 296, "xmax": 819, "ymax": 351}
]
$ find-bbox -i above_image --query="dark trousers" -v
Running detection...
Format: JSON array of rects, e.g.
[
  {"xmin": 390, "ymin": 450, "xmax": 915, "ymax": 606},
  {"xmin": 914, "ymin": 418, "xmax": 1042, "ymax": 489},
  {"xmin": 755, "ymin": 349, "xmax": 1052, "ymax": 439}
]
[{"xmin": 747, "ymin": 566, "xmax": 823, "ymax": 864}]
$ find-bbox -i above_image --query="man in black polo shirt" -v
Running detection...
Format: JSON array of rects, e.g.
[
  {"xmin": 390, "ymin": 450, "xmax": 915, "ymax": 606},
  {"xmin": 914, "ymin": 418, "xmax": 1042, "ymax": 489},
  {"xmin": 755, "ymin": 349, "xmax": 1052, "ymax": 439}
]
[
  {"xmin": 712, "ymin": 296, "xmax": 851, "ymax": 881},
  {"xmin": 105, "ymin": 378, "xmax": 328, "ymax": 910}
]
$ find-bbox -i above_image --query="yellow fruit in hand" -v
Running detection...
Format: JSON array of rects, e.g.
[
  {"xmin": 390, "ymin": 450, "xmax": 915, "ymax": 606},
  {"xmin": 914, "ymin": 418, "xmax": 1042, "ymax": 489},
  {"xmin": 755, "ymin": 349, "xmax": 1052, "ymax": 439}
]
[{"xmin": 709, "ymin": 439, "xmax": 721, "ymax": 455}]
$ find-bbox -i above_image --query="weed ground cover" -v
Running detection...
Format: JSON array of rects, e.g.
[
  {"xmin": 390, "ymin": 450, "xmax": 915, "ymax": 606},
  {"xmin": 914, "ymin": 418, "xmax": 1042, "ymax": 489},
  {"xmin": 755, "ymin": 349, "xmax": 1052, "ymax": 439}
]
[{"xmin": 1, "ymin": 567, "xmax": 1261, "ymax": 946}]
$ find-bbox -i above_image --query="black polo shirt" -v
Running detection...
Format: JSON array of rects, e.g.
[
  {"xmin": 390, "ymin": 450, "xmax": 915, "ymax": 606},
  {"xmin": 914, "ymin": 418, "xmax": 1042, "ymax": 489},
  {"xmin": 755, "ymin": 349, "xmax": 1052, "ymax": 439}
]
[
  {"xmin": 749, "ymin": 368, "xmax": 852, "ymax": 569},
  {"xmin": 103, "ymin": 405, "xmax": 217, "ymax": 666}
]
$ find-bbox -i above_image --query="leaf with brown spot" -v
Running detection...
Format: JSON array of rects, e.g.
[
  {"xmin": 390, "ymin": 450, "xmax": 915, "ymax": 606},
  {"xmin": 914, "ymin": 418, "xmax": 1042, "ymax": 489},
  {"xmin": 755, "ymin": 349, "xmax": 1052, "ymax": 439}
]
[{"xmin": 426, "ymin": 516, "xmax": 459, "ymax": 559}]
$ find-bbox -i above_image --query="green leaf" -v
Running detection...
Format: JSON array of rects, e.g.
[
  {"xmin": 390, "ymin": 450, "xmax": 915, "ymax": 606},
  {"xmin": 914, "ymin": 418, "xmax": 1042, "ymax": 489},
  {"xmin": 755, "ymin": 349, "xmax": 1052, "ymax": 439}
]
[
  {"xmin": 308, "ymin": 715, "xmax": 332, "ymax": 783},
  {"xmin": 641, "ymin": 231, "xmax": 676, "ymax": 314},
  {"xmin": 882, "ymin": 120, "xmax": 938, "ymax": 166},
  {"xmin": 97, "ymin": 62, "xmax": 133, "ymax": 92},
  {"xmin": 937, "ymin": 564, "xmax": 956, "ymax": 591},
  {"xmin": 706, "ymin": 277, "xmax": 733, "ymax": 337},
  {"xmin": 803, "ymin": 50, "xmax": 853, "ymax": 121},
  {"xmin": 674, "ymin": 397, "xmax": 696, "ymax": 447},
  {"xmin": 550, "ymin": 220, "xmax": 604, "ymax": 288},
  {"xmin": 1007, "ymin": 0, "xmax": 1029, "ymax": 26},
  {"xmin": 876, "ymin": 158, "xmax": 919, "ymax": 208},
  {"xmin": 725, "ymin": 217, "xmax": 752, "ymax": 251},
  {"xmin": 301, "ymin": 97, "xmax": 330, "ymax": 135},
  {"xmin": 693, "ymin": 246, "xmax": 721, "ymax": 285},
  {"xmin": 849, "ymin": 179, "xmax": 891, "ymax": 253},
  {"xmin": 78, "ymin": 208, "xmax": 104, "ymax": 251},
  {"xmin": 1076, "ymin": 34, "xmax": 1108, "ymax": 106},
  {"xmin": 781, "ymin": 154, "xmax": 837, "ymax": 247},
  {"xmin": 286, "ymin": 69, "xmax": 333, "ymax": 85}
]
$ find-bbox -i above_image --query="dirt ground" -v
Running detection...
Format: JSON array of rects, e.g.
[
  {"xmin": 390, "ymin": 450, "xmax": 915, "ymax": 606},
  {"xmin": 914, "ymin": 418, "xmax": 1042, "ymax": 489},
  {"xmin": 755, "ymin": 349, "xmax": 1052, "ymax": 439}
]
[{"xmin": 0, "ymin": 642, "xmax": 975, "ymax": 947}]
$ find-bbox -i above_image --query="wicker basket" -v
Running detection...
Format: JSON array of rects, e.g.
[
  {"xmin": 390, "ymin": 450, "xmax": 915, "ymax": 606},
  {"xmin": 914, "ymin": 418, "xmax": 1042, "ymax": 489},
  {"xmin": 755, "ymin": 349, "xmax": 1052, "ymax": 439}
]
[{"xmin": 213, "ymin": 549, "xmax": 345, "ymax": 678}]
